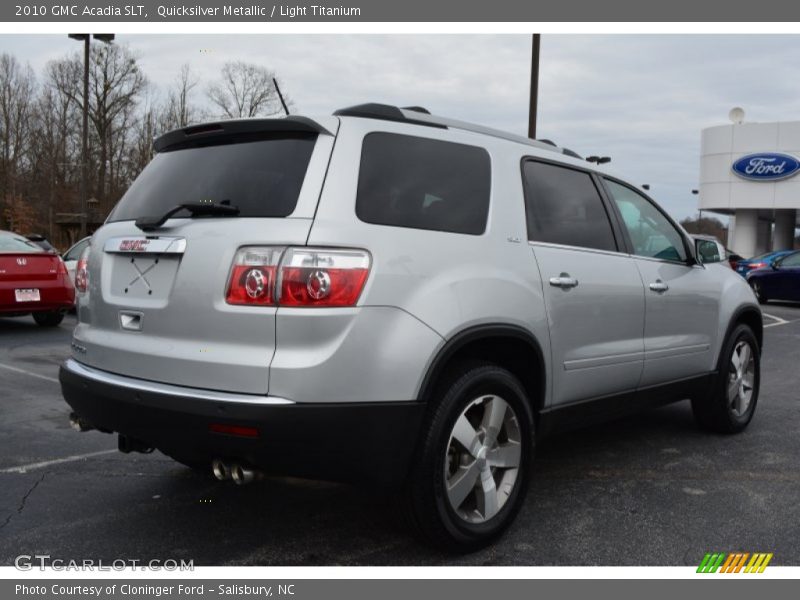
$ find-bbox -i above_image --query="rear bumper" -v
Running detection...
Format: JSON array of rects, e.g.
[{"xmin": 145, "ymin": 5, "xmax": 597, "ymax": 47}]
[
  {"xmin": 0, "ymin": 279, "xmax": 74, "ymax": 313},
  {"xmin": 59, "ymin": 359, "xmax": 424, "ymax": 486}
]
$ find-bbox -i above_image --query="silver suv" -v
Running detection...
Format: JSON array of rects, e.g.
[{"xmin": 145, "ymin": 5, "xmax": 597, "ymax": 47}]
[{"xmin": 61, "ymin": 104, "xmax": 762, "ymax": 551}]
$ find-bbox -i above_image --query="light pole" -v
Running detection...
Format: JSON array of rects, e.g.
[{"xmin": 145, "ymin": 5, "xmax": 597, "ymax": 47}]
[
  {"xmin": 68, "ymin": 33, "xmax": 114, "ymax": 238},
  {"xmin": 528, "ymin": 34, "xmax": 540, "ymax": 140}
]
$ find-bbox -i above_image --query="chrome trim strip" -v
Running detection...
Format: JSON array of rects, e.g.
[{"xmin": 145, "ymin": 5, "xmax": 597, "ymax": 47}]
[
  {"xmin": 644, "ymin": 344, "xmax": 711, "ymax": 360},
  {"xmin": 104, "ymin": 236, "xmax": 187, "ymax": 255},
  {"xmin": 62, "ymin": 358, "xmax": 294, "ymax": 405},
  {"xmin": 563, "ymin": 351, "xmax": 645, "ymax": 371}
]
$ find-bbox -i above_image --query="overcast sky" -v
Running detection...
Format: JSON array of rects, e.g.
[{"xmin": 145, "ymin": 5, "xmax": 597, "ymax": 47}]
[{"xmin": 1, "ymin": 34, "xmax": 799, "ymax": 221}]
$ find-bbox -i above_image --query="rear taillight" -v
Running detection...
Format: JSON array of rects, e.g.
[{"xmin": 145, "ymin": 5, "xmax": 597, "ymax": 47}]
[
  {"xmin": 56, "ymin": 256, "xmax": 68, "ymax": 275},
  {"xmin": 749, "ymin": 262, "xmax": 766, "ymax": 270},
  {"xmin": 75, "ymin": 246, "xmax": 90, "ymax": 293},
  {"xmin": 278, "ymin": 248, "xmax": 370, "ymax": 307},
  {"xmin": 225, "ymin": 247, "xmax": 284, "ymax": 305},
  {"xmin": 225, "ymin": 246, "xmax": 371, "ymax": 307}
]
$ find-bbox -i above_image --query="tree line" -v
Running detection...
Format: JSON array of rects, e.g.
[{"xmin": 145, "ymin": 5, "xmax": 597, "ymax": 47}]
[{"xmin": 0, "ymin": 44, "xmax": 290, "ymax": 248}]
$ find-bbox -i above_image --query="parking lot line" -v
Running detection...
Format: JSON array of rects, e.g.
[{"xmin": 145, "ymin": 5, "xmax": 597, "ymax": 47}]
[
  {"xmin": 0, "ymin": 362, "xmax": 59, "ymax": 383},
  {"xmin": 762, "ymin": 313, "xmax": 790, "ymax": 328},
  {"xmin": 0, "ymin": 450, "xmax": 117, "ymax": 474}
]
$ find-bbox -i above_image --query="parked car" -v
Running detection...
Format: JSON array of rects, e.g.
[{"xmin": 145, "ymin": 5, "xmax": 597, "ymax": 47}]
[
  {"xmin": 60, "ymin": 104, "xmax": 763, "ymax": 551},
  {"xmin": 692, "ymin": 235, "xmax": 728, "ymax": 267},
  {"xmin": 746, "ymin": 250, "xmax": 800, "ymax": 303},
  {"xmin": 726, "ymin": 248, "xmax": 744, "ymax": 270},
  {"xmin": 0, "ymin": 230, "xmax": 75, "ymax": 326},
  {"xmin": 23, "ymin": 233, "xmax": 58, "ymax": 253},
  {"xmin": 735, "ymin": 249, "xmax": 795, "ymax": 277},
  {"xmin": 62, "ymin": 237, "xmax": 91, "ymax": 285}
]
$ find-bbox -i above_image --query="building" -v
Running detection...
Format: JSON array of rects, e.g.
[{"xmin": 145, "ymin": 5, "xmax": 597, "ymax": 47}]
[{"xmin": 699, "ymin": 114, "xmax": 800, "ymax": 257}]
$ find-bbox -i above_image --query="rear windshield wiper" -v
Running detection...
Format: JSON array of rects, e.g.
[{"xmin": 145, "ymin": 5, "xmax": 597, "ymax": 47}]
[{"xmin": 135, "ymin": 201, "xmax": 240, "ymax": 232}]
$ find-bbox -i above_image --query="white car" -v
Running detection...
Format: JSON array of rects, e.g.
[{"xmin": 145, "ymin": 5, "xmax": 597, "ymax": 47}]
[{"xmin": 62, "ymin": 237, "xmax": 91, "ymax": 285}]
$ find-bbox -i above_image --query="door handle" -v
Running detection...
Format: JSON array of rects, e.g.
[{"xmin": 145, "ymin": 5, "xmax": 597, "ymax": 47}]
[
  {"xmin": 649, "ymin": 280, "xmax": 669, "ymax": 293},
  {"xmin": 549, "ymin": 274, "xmax": 579, "ymax": 289}
]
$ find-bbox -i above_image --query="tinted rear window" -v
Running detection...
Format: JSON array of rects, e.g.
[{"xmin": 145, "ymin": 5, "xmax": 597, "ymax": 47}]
[
  {"xmin": 356, "ymin": 132, "xmax": 491, "ymax": 235},
  {"xmin": 522, "ymin": 160, "xmax": 617, "ymax": 252},
  {"xmin": 108, "ymin": 133, "xmax": 316, "ymax": 222},
  {"xmin": 0, "ymin": 235, "xmax": 45, "ymax": 253}
]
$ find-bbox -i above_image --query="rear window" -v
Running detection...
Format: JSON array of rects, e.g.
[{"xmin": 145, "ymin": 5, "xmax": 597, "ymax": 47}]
[
  {"xmin": 108, "ymin": 133, "xmax": 316, "ymax": 222},
  {"xmin": 0, "ymin": 235, "xmax": 45, "ymax": 253},
  {"xmin": 355, "ymin": 132, "xmax": 491, "ymax": 235}
]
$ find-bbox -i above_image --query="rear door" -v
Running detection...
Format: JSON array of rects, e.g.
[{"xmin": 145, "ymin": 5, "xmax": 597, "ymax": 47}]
[
  {"xmin": 74, "ymin": 118, "xmax": 338, "ymax": 394},
  {"xmin": 522, "ymin": 159, "xmax": 645, "ymax": 406},
  {"xmin": 775, "ymin": 251, "xmax": 800, "ymax": 300},
  {"xmin": 602, "ymin": 179, "xmax": 720, "ymax": 386}
]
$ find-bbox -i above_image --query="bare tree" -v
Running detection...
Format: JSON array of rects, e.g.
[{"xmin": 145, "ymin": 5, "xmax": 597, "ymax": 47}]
[
  {"xmin": 48, "ymin": 44, "xmax": 146, "ymax": 210},
  {"xmin": 0, "ymin": 53, "xmax": 36, "ymax": 227},
  {"xmin": 161, "ymin": 63, "xmax": 200, "ymax": 130},
  {"xmin": 207, "ymin": 61, "xmax": 289, "ymax": 119}
]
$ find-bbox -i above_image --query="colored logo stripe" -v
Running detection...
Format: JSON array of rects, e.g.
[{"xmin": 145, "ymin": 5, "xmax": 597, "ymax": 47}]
[{"xmin": 697, "ymin": 552, "xmax": 773, "ymax": 573}]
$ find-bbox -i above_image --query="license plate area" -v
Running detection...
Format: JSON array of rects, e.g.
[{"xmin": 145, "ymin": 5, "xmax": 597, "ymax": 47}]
[
  {"xmin": 15, "ymin": 289, "xmax": 40, "ymax": 302},
  {"xmin": 109, "ymin": 254, "xmax": 181, "ymax": 302}
]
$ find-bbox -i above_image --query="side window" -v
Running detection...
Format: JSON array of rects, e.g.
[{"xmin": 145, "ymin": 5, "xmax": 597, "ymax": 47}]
[
  {"xmin": 522, "ymin": 160, "xmax": 617, "ymax": 252},
  {"xmin": 604, "ymin": 180, "xmax": 688, "ymax": 263},
  {"xmin": 781, "ymin": 252, "xmax": 800, "ymax": 267},
  {"xmin": 356, "ymin": 132, "xmax": 491, "ymax": 235},
  {"xmin": 64, "ymin": 239, "xmax": 89, "ymax": 261}
]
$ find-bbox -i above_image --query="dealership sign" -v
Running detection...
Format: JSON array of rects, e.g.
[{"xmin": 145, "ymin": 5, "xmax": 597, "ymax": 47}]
[{"xmin": 732, "ymin": 153, "xmax": 800, "ymax": 181}]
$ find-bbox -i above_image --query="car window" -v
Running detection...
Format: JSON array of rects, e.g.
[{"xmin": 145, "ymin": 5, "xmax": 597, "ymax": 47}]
[
  {"xmin": 64, "ymin": 238, "xmax": 90, "ymax": 261},
  {"xmin": 356, "ymin": 132, "xmax": 491, "ymax": 235},
  {"xmin": 781, "ymin": 252, "xmax": 800, "ymax": 267},
  {"xmin": 522, "ymin": 161, "xmax": 617, "ymax": 252},
  {"xmin": 0, "ymin": 235, "xmax": 44, "ymax": 253},
  {"xmin": 604, "ymin": 180, "xmax": 687, "ymax": 262},
  {"xmin": 108, "ymin": 133, "xmax": 317, "ymax": 222}
]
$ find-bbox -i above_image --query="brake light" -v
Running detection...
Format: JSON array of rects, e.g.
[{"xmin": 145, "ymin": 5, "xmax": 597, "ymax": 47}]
[
  {"xmin": 749, "ymin": 262, "xmax": 766, "ymax": 269},
  {"xmin": 56, "ymin": 256, "xmax": 68, "ymax": 275},
  {"xmin": 225, "ymin": 247, "xmax": 284, "ymax": 305},
  {"xmin": 225, "ymin": 246, "xmax": 371, "ymax": 307},
  {"xmin": 278, "ymin": 248, "xmax": 371, "ymax": 307},
  {"xmin": 75, "ymin": 246, "xmax": 90, "ymax": 293}
]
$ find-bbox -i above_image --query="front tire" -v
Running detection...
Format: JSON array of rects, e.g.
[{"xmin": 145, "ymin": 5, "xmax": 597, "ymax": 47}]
[
  {"xmin": 404, "ymin": 362, "xmax": 533, "ymax": 552},
  {"xmin": 691, "ymin": 324, "xmax": 760, "ymax": 433},
  {"xmin": 33, "ymin": 311, "xmax": 65, "ymax": 327}
]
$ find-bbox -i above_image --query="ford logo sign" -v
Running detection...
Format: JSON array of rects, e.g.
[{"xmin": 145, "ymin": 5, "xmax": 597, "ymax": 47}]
[{"xmin": 732, "ymin": 153, "xmax": 800, "ymax": 181}]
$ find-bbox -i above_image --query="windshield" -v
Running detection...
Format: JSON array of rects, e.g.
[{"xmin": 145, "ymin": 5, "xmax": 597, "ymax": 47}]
[
  {"xmin": 108, "ymin": 133, "xmax": 316, "ymax": 222},
  {"xmin": 0, "ymin": 235, "xmax": 45, "ymax": 253}
]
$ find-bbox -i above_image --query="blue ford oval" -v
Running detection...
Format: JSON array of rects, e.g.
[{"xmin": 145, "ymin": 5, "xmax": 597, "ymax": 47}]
[{"xmin": 732, "ymin": 153, "xmax": 800, "ymax": 181}]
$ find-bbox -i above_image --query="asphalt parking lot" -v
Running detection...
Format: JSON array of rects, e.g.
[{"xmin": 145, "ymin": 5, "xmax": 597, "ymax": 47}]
[{"xmin": 1, "ymin": 305, "xmax": 799, "ymax": 567}]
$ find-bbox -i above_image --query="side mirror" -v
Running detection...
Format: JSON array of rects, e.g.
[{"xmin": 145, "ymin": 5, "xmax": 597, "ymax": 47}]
[
  {"xmin": 695, "ymin": 239, "xmax": 722, "ymax": 265},
  {"xmin": 771, "ymin": 259, "xmax": 781, "ymax": 270}
]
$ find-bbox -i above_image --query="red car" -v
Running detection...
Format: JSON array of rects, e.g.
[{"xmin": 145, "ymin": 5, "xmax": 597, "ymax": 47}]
[{"xmin": 0, "ymin": 230, "xmax": 75, "ymax": 326}]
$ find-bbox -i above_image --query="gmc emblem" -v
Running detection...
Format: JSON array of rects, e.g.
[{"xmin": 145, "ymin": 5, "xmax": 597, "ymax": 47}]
[{"xmin": 119, "ymin": 239, "xmax": 150, "ymax": 252}]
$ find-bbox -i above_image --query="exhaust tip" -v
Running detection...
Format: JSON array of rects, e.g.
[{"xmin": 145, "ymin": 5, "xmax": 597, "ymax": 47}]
[
  {"xmin": 211, "ymin": 459, "xmax": 231, "ymax": 481},
  {"xmin": 231, "ymin": 463, "xmax": 252, "ymax": 486},
  {"xmin": 69, "ymin": 412, "xmax": 94, "ymax": 432}
]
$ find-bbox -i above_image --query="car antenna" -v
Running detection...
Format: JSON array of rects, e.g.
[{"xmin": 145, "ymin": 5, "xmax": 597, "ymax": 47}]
[{"xmin": 273, "ymin": 78, "xmax": 290, "ymax": 116}]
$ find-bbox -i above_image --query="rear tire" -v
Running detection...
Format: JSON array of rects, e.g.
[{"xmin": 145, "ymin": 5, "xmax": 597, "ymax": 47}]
[
  {"xmin": 749, "ymin": 280, "xmax": 768, "ymax": 304},
  {"xmin": 33, "ymin": 311, "xmax": 65, "ymax": 327},
  {"xmin": 403, "ymin": 361, "xmax": 533, "ymax": 552},
  {"xmin": 691, "ymin": 324, "xmax": 760, "ymax": 434}
]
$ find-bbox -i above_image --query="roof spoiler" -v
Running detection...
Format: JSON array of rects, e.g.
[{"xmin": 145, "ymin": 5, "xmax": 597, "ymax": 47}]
[{"xmin": 153, "ymin": 116, "xmax": 333, "ymax": 153}]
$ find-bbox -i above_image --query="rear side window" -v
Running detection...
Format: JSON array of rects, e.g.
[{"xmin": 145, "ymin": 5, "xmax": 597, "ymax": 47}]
[
  {"xmin": 356, "ymin": 132, "xmax": 491, "ymax": 235},
  {"xmin": 522, "ymin": 160, "xmax": 617, "ymax": 252},
  {"xmin": 108, "ymin": 133, "xmax": 316, "ymax": 222}
]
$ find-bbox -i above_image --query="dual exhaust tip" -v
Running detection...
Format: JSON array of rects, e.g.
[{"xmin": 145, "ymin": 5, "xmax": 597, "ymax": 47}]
[{"xmin": 211, "ymin": 459, "xmax": 263, "ymax": 485}]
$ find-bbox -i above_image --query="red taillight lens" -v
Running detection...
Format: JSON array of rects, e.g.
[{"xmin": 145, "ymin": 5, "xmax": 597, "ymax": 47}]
[
  {"xmin": 225, "ymin": 246, "xmax": 371, "ymax": 308},
  {"xmin": 278, "ymin": 248, "xmax": 370, "ymax": 307},
  {"xmin": 75, "ymin": 247, "xmax": 90, "ymax": 293},
  {"xmin": 750, "ymin": 262, "xmax": 765, "ymax": 269},
  {"xmin": 209, "ymin": 423, "xmax": 259, "ymax": 438},
  {"xmin": 225, "ymin": 247, "xmax": 284, "ymax": 305}
]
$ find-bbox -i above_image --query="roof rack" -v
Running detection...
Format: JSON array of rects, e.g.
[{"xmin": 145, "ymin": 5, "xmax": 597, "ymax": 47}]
[{"xmin": 333, "ymin": 103, "xmax": 583, "ymax": 159}]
